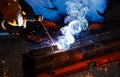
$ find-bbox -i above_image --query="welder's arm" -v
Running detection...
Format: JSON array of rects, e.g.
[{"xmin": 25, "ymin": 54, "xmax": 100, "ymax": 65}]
[
  {"xmin": 24, "ymin": 0, "xmax": 62, "ymax": 22},
  {"xmin": 25, "ymin": 0, "xmax": 111, "ymax": 23}
]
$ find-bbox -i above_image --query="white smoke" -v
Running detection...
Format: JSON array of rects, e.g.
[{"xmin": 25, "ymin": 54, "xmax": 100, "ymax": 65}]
[{"xmin": 55, "ymin": 0, "xmax": 89, "ymax": 50}]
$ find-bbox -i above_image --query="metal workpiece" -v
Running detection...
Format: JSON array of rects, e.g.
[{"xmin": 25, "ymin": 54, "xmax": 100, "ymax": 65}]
[{"xmin": 23, "ymin": 28, "xmax": 120, "ymax": 77}]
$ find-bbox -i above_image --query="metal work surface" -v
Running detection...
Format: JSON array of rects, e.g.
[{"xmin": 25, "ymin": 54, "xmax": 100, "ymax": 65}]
[
  {"xmin": 0, "ymin": 29, "xmax": 120, "ymax": 77},
  {"xmin": 23, "ymin": 28, "xmax": 120, "ymax": 77}
]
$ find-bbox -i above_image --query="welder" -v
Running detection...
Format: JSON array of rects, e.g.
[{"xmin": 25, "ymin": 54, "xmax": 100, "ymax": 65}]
[{"xmin": 0, "ymin": 0, "xmax": 116, "ymax": 38}]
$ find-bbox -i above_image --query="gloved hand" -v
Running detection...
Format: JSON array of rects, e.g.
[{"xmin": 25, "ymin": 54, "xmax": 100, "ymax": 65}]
[{"xmin": 0, "ymin": 0, "xmax": 21, "ymax": 25}]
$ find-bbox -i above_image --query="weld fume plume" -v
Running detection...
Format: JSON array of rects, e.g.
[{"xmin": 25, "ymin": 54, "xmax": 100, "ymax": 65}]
[{"xmin": 55, "ymin": 0, "xmax": 89, "ymax": 50}]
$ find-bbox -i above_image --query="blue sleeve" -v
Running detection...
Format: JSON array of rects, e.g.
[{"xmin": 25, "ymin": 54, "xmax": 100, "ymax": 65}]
[
  {"xmin": 25, "ymin": 0, "xmax": 109, "ymax": 23},
  {"xmin": 25, "ymin": 0, "xmax": 62, "ymax": 22},
  {"xmin": 85, "ymin": 0, "xmax": 109, "ymax": 22}
]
